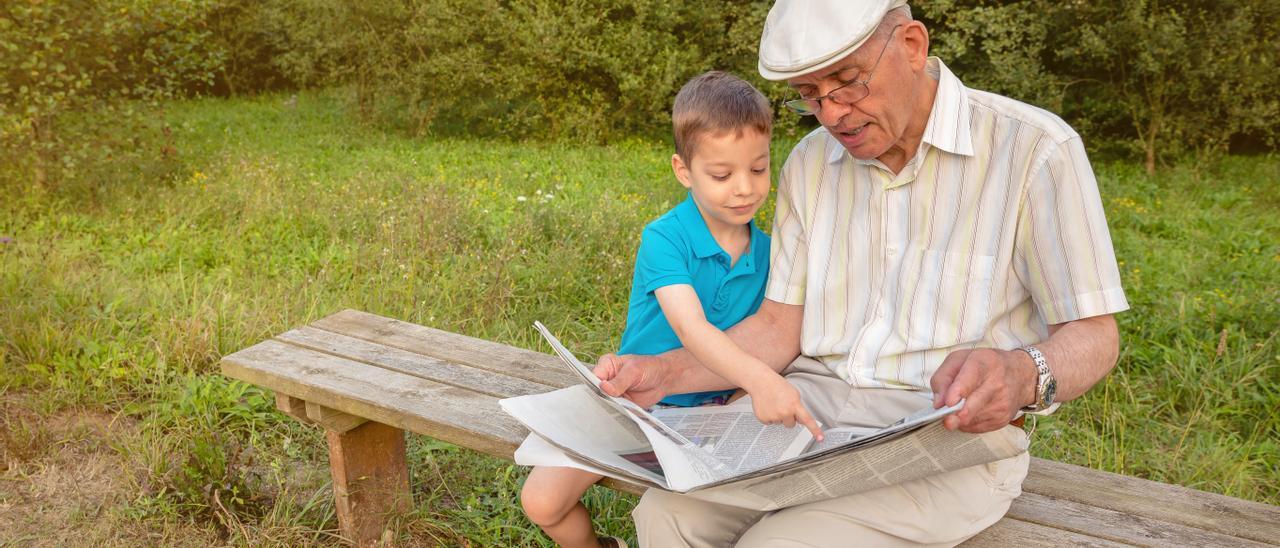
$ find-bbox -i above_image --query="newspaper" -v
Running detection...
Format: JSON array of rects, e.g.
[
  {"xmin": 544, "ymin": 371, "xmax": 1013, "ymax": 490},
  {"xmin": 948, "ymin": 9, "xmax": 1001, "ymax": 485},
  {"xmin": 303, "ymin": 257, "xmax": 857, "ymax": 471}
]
[{"xmin": 502, "ymin": 323, "xmax": 1029, "ymax": 511}]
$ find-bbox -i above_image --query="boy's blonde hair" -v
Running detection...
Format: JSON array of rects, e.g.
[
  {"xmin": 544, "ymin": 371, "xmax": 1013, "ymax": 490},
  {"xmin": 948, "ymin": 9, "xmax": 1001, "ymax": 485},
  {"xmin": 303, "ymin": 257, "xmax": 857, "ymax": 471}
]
[{"xmin": 672, "ymin": 71, "xmax": 773, "ymax": 161}]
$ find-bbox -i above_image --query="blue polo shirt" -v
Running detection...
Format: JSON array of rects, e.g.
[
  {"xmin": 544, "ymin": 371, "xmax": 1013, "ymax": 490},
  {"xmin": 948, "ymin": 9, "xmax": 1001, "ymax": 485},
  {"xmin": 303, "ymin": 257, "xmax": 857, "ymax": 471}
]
[{"xmin": 619, "ymin": 193, "xmax": 771, "ymax": 407}]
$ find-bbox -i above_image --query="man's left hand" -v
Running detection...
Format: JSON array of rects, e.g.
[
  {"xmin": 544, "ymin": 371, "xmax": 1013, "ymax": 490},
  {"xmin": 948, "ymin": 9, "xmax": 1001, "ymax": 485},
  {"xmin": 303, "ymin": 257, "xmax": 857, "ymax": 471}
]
[{"xmin": 929, "ymin": 348, "xmax": 1035, "ymax": 433}]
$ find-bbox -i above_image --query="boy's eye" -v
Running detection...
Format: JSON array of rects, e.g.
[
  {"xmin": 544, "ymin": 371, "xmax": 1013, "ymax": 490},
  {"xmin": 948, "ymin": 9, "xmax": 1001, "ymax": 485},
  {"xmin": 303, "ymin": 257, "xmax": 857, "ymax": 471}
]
[
  {"xmin": 751, "ymin": 167, "xmax": 768, "ymax": 175},
  {"xmin": 710, "ymin": 173, "xmax": 731, "ymax": 181}
]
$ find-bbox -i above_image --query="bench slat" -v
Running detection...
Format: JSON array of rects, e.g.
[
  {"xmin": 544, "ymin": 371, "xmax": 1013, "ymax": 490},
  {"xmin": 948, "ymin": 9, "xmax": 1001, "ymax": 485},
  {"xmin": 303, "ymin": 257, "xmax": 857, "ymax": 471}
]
[
  {"xmin": 1008, "ymin": 491, "xmax": 1271, "ymax": 547},
  {"xmin": 1023, "ymin": 458, "xmax": 1280, "ymax": 544},
  {"xmin": 960, "ymin": 517, "xmax": 1128, "ymax": 547},
  {"xmin": 277, "ymin": 326, "xmax": 556, "ymax": 398},
  {"xmin": 223, "ymin": 339, "xmax": 528, "ymax": 457},
  {"xmin": 312, "ymin": 309, "xmax": 580, "ymax": 388}
]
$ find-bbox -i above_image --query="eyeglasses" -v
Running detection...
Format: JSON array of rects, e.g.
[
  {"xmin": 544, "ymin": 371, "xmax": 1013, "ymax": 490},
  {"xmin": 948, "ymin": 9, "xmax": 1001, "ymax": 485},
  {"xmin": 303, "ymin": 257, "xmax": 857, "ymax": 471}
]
[{"xmin": 783, "ymin": 25, "xmax": 902, "ymax": 116}]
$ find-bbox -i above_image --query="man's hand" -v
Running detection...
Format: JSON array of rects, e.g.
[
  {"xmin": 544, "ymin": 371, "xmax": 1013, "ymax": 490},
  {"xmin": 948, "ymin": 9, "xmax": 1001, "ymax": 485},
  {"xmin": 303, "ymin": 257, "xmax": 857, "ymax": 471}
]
[
  {"xmin": 929, "ymin": 348, "xmax": 1035, "ymax": 433},
  {"xmin": 594, "ymin": 353, "xmax": 670, "ymax": 408},
  {"xmin": 746, "ymin": 375, "xmax": 824, "ymax": 441}
]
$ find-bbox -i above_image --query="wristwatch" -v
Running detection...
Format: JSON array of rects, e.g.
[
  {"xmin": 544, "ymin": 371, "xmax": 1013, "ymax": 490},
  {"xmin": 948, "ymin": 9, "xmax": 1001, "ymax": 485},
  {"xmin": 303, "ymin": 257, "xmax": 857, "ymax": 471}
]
[{"xmin": 1018, "ymin": 346, "xmax": 1057, "ymax": 412}]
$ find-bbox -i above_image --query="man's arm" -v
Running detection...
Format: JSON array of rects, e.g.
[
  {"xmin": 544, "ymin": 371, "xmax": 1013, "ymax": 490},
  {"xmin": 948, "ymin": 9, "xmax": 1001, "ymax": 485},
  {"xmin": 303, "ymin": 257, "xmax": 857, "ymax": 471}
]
[
  {"xmin": 595, "ymin": 299, "xmax": 804, "ymax": 407},
  {"xmin": 930, "ymin": 313, "xmax": 1120, "ymax": 433}
]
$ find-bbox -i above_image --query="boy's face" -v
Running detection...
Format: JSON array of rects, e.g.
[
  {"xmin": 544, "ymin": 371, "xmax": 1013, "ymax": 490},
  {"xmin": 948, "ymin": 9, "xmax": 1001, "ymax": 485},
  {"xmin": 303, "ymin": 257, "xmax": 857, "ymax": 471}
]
[{"xmin": 672, "ymin": 128, "xmax": 771, "ymax": 235}]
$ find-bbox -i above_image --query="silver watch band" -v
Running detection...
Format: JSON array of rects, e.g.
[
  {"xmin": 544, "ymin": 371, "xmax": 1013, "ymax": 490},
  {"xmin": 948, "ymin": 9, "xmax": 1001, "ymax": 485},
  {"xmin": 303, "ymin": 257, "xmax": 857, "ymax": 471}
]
[{"xmin": 1018, "ymin": 345, "xmax": 1052, "ymax": 412}]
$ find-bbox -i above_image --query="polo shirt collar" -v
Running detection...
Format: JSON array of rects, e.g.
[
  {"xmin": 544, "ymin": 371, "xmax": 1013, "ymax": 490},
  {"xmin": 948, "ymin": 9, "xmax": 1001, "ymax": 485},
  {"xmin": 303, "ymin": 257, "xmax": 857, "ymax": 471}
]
[
  {"xmin": 826, "ymin": 57, "xmax": 973, "ymax": 166},
  {"xmin": 675, "ymin": 193, "xmax": 763, "ymax": 267},
  {"xmin": 675, "ymin": 193, "xmax": 726, "ymax": 259}
]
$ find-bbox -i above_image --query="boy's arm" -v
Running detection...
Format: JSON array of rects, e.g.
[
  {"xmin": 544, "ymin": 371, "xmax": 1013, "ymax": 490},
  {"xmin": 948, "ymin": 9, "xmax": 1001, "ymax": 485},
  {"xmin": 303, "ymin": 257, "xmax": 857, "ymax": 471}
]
[
  {"xmin": 652, "ymin": 285, "xmax": 821, "ymax": 438},
  {"xmin": 597, "ymin": 298, "xmax": 804, "ymax": 405}
]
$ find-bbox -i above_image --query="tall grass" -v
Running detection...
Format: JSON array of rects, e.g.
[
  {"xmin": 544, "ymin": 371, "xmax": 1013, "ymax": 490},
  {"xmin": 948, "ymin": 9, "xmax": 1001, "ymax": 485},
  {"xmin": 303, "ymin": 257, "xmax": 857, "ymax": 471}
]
[{"xmin": 1, "ymin": 91, "xmax": 1276, "ymax": 545}]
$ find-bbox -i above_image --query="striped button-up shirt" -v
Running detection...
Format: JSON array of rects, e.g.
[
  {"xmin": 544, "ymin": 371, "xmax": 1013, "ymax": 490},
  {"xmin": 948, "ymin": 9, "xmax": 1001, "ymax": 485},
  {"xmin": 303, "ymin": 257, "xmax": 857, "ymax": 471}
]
[{"xmin": 766, "ymin": 58, "xmax": 1129, "ymax": 390}]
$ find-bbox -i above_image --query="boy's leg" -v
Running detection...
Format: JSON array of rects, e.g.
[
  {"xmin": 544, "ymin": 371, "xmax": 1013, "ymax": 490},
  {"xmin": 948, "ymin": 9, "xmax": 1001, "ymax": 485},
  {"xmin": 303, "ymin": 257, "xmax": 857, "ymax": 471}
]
[{"xmin": 522, "ymin": 466, "xmax": 606, "ymax": 548}]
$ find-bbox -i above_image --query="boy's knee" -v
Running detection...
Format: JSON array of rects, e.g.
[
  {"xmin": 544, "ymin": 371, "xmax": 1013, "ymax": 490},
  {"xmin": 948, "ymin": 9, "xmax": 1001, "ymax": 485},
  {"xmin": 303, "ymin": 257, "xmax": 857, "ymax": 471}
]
[{"xmin": 520, "ymin": 479, "xmax": 568, "ymax": 527}]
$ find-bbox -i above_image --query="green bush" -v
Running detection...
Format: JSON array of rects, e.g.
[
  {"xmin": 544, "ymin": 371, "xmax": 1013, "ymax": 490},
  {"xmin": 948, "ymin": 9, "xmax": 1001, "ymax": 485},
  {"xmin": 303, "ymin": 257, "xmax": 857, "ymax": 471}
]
[
  {"xmin": 259, "ymin": 0, "xmax": 796, "ymax": 141},
  {"xmin": 0, "ymin": 0, "xmax": 223, "ymax": 190}
]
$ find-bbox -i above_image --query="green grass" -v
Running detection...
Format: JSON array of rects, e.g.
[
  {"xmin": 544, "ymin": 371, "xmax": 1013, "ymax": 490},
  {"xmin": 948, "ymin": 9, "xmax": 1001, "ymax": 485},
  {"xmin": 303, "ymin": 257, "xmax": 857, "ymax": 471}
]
[{"xmin": 1, "ymin": 91, "xmax": 1276, "ymax": 545}]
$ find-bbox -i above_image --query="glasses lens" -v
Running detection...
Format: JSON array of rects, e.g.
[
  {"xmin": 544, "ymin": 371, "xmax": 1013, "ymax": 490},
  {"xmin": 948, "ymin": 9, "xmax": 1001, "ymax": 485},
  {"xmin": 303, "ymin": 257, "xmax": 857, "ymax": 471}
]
[
  {"xmin": 830, "ymin": 82, "xmax": 870, "ymax": 106},
  {"xmin": 784, "ymin": 98, "xmax": 819, "ymax": 116}
]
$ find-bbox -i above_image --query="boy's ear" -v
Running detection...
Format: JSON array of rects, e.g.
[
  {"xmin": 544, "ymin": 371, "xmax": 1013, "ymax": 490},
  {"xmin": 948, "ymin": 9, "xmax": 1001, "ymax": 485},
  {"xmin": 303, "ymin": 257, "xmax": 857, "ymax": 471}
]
[{"xmin": 671, "ymin": 153, "xmax": 694, "ymax": 189}]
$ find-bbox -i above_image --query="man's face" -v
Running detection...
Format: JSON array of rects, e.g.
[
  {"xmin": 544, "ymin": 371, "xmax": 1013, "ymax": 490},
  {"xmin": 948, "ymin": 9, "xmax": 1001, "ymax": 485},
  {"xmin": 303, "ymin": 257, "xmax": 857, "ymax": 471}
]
[{"xmin": 786, "ymin": 27, "xmax": 919, "ymax": 161}]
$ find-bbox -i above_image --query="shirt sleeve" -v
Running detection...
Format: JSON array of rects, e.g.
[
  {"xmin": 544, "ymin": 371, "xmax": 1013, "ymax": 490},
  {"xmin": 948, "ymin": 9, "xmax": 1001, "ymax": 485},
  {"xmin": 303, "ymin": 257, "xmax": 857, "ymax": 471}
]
[
  {"xmin": 635, "ymin": 224, "xmax": 693, "ymax": 295},
  {"xmin": 765, "ymin": 145, "xmax": 811, "ymax": 305},
  {"xmin": 1015, "ymin": 136, "xmax": 1129, "ymax": 325}
]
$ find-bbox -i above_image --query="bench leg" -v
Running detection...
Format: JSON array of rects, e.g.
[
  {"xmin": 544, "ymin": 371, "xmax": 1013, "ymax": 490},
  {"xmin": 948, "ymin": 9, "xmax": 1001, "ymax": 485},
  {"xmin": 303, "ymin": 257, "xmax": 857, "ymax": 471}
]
[{"xmin": 326, "ymin": 421, "xmax": 411, "ymax": 546}]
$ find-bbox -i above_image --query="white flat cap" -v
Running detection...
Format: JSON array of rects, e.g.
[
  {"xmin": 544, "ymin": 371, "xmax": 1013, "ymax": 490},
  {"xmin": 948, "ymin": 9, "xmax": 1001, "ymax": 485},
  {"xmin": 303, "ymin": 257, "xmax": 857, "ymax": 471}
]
[{"xmin": 758, "ymin": 0, "xmax": 908, "ymax": 81}]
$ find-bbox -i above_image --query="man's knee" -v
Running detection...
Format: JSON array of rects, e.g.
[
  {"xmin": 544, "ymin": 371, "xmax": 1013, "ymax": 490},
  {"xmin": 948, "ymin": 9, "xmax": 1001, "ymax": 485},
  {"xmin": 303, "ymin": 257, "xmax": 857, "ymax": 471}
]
[
  {"xmin": 633, "ymin": 490, "xmax": 761, "ymax": 548},
  {"xmin": 631, "ymin": 489, "xmax": 682, "ymax": 535}
]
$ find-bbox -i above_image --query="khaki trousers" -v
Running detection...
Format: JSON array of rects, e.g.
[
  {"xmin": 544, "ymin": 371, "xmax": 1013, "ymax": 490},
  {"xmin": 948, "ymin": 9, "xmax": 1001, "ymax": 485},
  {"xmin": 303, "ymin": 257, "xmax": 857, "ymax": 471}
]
[{"xmin": 633, "ymin": 357, "xmax": 1030, "ymax": 547}]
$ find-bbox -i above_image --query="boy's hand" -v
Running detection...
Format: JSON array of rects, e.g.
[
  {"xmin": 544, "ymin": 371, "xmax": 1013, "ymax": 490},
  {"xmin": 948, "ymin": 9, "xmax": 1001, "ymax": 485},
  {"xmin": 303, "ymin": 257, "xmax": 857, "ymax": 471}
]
[{"xmin": 746, "ymin": 375, "xmax": 823, "ymax": 441}]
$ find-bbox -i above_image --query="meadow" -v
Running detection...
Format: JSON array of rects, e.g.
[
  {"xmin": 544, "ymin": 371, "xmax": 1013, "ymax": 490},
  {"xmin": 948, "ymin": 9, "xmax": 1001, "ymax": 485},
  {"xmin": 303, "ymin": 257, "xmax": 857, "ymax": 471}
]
[{"xmin": 1, "ymin": 91, "xmax": 1276, "ymax": 546}]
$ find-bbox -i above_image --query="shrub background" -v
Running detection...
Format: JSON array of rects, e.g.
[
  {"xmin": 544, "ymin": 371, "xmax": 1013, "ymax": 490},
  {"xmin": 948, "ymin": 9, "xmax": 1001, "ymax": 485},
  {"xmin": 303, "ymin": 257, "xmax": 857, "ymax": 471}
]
[{"xmin": 4, "ymin": 0, "xmax": 1278, "ymax": 191}]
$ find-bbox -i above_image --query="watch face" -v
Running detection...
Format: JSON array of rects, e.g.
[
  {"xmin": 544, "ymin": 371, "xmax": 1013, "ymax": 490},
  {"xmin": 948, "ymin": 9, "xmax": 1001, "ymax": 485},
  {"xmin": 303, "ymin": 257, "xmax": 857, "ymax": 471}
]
[{"xmin": 1044, "ymin": 378, "xmax": 1057, "ymax": 406}]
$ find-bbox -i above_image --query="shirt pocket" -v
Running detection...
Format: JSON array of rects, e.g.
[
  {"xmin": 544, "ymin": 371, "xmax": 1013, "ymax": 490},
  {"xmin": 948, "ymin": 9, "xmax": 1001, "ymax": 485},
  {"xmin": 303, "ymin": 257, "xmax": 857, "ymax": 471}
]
[{"xmin": 904, "ymin": 249, "xmax": 996, "ymax": 350}]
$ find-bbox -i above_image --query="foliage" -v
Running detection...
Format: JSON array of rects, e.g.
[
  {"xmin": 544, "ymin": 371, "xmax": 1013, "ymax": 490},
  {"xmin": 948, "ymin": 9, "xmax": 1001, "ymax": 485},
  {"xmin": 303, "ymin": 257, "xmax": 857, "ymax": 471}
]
[
  {"xmin": 258, "ymin": 0, "xmax": 785, "ymax": 141},
  {"xmin": 1, "ymin": 93, "xmax": 1276, "ymax": 543},
  {"xmin": 0, "ymin": 0, "xmax": 224, "ymax": 190},
  {"xmin": 918, "ymin": 0, "xmax": 1280, "ymax": 171}
]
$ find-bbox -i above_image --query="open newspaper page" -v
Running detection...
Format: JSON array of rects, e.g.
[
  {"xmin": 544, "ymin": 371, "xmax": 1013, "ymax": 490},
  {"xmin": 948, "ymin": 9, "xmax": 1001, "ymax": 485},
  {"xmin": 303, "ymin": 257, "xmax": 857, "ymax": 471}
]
[
  {"xmin": 506, "ymin": 321, "xmax": 1027, "ymax": 509},
  {"xmin": 500, "ymin": 384, "xmax": 669, "ymax": 487},
  {"xmin": 686, "ymin": 421, "xmax": 1029, "ymax": 510},
  {"xmin": 650, "ymin": 396, "xmax": 813, "ymax": 474},
  {"xmin": 533, "ymin": 322, "xmax": 696, "ymax": 448}
]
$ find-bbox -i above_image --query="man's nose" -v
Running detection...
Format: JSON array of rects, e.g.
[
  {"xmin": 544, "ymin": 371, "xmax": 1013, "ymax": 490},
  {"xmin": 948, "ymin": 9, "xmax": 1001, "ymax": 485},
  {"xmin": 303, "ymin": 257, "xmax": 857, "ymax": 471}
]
[{"xmin": 816, "ymin": 99, "xmax": 853, "ymax": 129}]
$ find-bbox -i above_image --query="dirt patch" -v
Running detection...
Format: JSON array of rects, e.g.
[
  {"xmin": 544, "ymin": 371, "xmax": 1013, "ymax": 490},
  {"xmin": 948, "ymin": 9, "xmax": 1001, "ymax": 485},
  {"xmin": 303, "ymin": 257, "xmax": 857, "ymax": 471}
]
[{"xmin": 0, "ymin": 401, "xmax": 222, "ymax": 547}]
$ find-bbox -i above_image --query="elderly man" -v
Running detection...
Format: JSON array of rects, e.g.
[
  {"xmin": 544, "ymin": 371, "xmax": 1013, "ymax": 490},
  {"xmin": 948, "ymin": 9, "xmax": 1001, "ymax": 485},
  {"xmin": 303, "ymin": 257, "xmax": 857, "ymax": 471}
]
[{"xmin": 596, "ymin": 0, "xmax": 1128, "ymax": 545}]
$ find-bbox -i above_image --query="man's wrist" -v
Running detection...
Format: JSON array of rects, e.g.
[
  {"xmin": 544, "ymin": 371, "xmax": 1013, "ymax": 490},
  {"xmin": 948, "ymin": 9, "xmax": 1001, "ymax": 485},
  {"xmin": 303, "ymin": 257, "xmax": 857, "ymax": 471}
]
[{"xmin": 1010, "ymin": 348, "xmax": 1039, "ymax": 408}]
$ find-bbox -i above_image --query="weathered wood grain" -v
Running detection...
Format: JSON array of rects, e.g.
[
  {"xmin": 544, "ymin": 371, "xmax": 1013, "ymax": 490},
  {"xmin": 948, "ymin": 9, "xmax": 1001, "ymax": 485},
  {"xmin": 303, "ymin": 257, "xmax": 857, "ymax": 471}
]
[
  {"xmin": 327, "ymin": 421, "xmax": 410, "ymax": 547},
  {"xmin": 311, "ymin": 309, "xmax": 581, "ymax": 388},
  {"xmin": 276, "ymin": 326, "xmax": 553, "ymax": 398},
  {"xmin": 1008, "ymin": 491, "xmax": 1272, "ymax": 547},
  {"xmin": 222, "ymin": 340, "xmax": 528, "ymax": 457},
  {"xmin": 961, "ymin": 517, "xmax": 1129, "ymax": 547},
  {"xmin": 275, "ymin": 393, "xmax": 312, "ymax": 424},
  {"xmin": 305, "ymin": 401, "xmax": 368, "ymax": 434},
  {"xmin": 1023, "ymin": 457, "xmax": 1280, "ymax": 544}
]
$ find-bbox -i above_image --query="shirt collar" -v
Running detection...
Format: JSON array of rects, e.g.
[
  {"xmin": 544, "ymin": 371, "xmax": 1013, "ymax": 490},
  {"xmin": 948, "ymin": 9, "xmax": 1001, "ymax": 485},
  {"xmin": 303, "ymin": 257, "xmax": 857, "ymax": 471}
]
[
  {"xmin": 674, "ymin": 193, "xmax": 763, "ymax": 264},
  {"xmin": 826, "ymin": 57, "xmax": 973, "ymax": 166},
  {"xmin": 675, "ymin": 193, "xmax": 726, "ymax": 259}
]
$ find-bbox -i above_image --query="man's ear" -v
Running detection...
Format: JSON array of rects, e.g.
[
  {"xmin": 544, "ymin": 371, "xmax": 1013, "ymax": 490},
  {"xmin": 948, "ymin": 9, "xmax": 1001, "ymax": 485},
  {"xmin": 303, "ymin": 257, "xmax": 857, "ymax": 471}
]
[
  {"xmin": 671, "ymin": 153, "xmax": 694, "ymax": 189},
  {"xmin": 902, "ymin": 21, "xmax": 931, "ymax": 71}
]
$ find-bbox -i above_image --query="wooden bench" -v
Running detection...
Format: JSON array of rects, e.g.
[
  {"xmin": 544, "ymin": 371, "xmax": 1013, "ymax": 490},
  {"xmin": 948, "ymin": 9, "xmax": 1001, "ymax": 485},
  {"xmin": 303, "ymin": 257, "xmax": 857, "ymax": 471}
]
[{"xmin": 220, "ymin": 309, "xmax": 1280, "ymax": 547}]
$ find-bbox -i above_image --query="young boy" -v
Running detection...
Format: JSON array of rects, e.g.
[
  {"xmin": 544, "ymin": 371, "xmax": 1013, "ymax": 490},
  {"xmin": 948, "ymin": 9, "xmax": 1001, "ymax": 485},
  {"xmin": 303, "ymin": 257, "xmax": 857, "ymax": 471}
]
[{"xmin": 520, "ymin": 71, "xmax": 821, "ymax": 548}]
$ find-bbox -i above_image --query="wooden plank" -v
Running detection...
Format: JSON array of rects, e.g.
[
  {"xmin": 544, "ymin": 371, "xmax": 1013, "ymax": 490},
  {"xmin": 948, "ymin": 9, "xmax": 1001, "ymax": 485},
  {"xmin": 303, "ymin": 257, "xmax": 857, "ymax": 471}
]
[
  {"xmin": 222, "ymin": 340, "xmax": 528, "ymax": 457},
  {"xmin": 275, "ymin": 393, "xmax": 313, "ymax": 424},
  {"xmin": 327, "ymin": 421, "xmax": 411, "ymax": 547},
  {"xmin": 1008, "ymin": 491, "xmax": 1272, "ymax": 547},
  {"xmin": 1023, "ymin": 457, "xmax": 1280, "ymax": 544},
  {"xmin": 961, "ymin": 517, "xmax": 1128, "ymax": 547},
  {"xmin": 222, "ymin": 340, "xmax": 650, "ymax": 495},
  {"xmin": 305, "ymin": 400, "xmax": 369, "ymax": 434},
  {"xmin": 276, "ymin": 326, "xmax": 554, "ymax": 398},
  {"xmin": 310, "ymin": 309, "xmax": 581, "ymax": 389}
]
